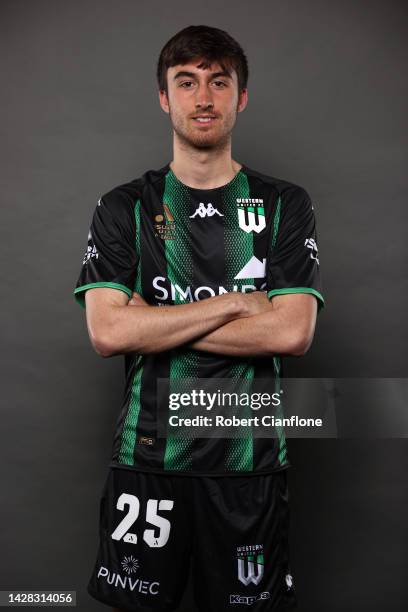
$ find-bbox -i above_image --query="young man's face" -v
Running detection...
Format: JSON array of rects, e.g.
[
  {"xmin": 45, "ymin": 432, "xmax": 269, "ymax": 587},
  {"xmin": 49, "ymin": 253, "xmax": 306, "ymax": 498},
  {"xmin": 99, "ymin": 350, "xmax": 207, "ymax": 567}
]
[{"xmin": 159, "ymin": 58, "xmax": 248, "ymax": 150}]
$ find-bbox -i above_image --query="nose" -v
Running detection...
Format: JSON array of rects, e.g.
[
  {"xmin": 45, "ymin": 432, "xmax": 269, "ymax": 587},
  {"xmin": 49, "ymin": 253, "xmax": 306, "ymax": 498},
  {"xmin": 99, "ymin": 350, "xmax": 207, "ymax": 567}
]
[{"xmin": 195, "ymin": 83, "xmax": 214, "ymax": 110}]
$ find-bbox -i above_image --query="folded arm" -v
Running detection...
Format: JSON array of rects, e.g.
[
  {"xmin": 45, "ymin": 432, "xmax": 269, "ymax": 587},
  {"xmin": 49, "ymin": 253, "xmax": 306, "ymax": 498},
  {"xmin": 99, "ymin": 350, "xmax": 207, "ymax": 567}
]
[
  {"xmin": 83, "ymin": 287, "xmax": 268, "ymax": 357},
  {"xmin": 84, "ymin": 287, "xmax": 317, "ymax": 358},
  {"xmin": 189, "ymin": 293, "xmax": 318, "ymax": 357}
]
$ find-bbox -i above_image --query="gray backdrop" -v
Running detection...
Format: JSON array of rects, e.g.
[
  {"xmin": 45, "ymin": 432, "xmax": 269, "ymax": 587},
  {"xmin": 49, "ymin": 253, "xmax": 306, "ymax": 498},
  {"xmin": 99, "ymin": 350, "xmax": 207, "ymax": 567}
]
[{"xmin": 1, "ymin": 0, "xmax": 407, "ymax": 610}]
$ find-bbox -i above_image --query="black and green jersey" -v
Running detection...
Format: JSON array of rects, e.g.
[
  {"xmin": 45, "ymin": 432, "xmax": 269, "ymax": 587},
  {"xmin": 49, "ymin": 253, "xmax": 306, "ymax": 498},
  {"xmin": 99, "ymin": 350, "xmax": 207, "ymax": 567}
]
[{"xmin": 74, "ymin": 163, "xmax": 324, "ymax": 476}]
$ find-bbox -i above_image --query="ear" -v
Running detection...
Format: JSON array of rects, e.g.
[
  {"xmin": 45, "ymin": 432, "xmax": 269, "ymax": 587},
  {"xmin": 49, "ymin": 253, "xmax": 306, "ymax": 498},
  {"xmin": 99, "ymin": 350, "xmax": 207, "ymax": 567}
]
[
  {"xmin": 159, "ymin": 89, "xmax": 170, "ymax": 114},
  {"xmin": 237, "ymin": 88, "xmax": 248, "ymax": 113}
]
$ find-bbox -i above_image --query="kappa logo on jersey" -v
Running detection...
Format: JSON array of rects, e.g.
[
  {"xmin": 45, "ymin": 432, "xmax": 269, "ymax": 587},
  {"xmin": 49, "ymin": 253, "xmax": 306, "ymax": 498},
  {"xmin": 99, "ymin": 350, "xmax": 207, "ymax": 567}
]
[
  {"xmin": 234, "ymin": 256, "xmax": 266, "ymax": 280},
  {"xmin": 82, "ymin": 231, "xmax": 99, "ymax": 264},
  {"xmin": 236, "ymin": 544, "xmax": 264, "ymax": 586},
  {"xmin": 304, "ymin": 237, "xmax": 319, "ymax": 265},
  {"xmin": 190, "ymin": 202, "xmax": 224, "ymax": 218},
  {"xmin": 236, "ymin": 201, "xmax": 266, "ymax": 233}
]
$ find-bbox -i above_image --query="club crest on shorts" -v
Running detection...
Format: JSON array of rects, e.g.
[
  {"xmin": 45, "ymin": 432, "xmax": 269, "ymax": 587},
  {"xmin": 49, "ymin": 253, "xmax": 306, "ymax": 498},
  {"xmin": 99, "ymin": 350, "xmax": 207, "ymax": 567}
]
[
  {"xmin": 236, "ymin": 199, "xmax": 266, "ymax": 233},
  {"xmin": 236, "ymin": 544, "xmax": 264, "ymax": 586}
]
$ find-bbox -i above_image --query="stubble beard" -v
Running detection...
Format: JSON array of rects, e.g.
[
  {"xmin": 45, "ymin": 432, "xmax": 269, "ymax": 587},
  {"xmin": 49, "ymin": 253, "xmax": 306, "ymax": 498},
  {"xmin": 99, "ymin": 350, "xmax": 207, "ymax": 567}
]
[{"xmin": 169, "ymin": 104, "xmax": 238, "ymax": 152}]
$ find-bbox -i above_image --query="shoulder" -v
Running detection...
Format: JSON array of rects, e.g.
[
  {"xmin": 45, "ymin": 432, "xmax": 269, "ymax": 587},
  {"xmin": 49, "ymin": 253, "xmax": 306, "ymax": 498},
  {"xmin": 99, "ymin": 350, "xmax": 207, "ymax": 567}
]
[
  {"xmin": 98, "ymin": 164, "xmax": 169, "ymax": 217},
  {"xmin": 99, "ymin": 178, "xmax": 143, "ymax": 215},
  {"xmin": 242, "ymin": 165, "xmax": 312, "ymax": 211}
]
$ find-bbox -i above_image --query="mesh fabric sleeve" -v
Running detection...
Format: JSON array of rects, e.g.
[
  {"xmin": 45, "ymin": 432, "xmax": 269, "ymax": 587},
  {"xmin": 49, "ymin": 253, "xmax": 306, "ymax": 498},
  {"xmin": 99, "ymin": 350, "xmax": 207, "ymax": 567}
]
[
  {"xmin": 73, "ymin": 191, "xmax": 138, "ymax": 309},
  {"xmin": 266, "ymin": 186, "xmax": 324, "ymax": 311}
]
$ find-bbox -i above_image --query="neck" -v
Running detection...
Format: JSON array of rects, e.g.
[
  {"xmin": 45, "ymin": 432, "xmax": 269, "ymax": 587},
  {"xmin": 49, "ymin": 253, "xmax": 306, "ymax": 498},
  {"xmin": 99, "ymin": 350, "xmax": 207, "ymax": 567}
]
[{"xmin": 169, "ymin": 132, "xmax": 242, "ymax": 189}]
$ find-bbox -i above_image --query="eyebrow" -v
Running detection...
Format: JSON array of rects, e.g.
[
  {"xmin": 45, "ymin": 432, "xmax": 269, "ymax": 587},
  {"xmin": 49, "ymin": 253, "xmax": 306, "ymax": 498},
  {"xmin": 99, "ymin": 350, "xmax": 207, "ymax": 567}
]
[{"xmin": 172, "ymin": 70, "xmax": 232, "ymax": 81}]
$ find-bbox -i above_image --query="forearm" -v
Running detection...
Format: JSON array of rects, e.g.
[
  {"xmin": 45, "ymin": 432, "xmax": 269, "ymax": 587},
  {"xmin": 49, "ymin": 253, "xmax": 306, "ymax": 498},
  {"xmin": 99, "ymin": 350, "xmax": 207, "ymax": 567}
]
[
  {"xmin": 96, "ymin": 294, "xmax": 245, "ymax": 356},
  {"xmin": 190, "ymin": 301, "xmax": 315, "ymax": 357}
]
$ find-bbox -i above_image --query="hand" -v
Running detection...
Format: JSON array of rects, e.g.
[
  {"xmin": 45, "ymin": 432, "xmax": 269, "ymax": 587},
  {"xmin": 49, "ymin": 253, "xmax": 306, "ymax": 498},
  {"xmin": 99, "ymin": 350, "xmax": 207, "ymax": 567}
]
[
  {"xmin": 237, "ymin": 291, "xmax": 272, "ymax": 317},
  {"xmin": 128, "ymin": 292, "xmax": 148, "ymax": 307}
]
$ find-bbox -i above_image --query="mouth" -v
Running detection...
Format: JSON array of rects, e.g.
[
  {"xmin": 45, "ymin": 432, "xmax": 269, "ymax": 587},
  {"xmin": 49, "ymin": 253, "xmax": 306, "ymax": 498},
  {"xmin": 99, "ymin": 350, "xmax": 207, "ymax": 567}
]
[{"xmin": 192, "ymin": 115, "xmax": 217, "ymax": 125}]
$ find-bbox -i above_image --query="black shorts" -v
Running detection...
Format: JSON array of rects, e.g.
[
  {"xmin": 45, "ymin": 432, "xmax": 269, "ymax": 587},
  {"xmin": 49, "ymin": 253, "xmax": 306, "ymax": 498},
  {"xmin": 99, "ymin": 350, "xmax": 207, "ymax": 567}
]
[{"xmin": 87, "ymin": 465, "xmax": 297, "ymax": 611}]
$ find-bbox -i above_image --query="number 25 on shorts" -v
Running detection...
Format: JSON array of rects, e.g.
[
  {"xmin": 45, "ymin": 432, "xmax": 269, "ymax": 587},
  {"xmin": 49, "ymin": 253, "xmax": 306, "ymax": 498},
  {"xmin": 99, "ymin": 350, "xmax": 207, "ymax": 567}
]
[{"xmin": 110, "ymin": 493, "xmax": 174, "ymax": 548}]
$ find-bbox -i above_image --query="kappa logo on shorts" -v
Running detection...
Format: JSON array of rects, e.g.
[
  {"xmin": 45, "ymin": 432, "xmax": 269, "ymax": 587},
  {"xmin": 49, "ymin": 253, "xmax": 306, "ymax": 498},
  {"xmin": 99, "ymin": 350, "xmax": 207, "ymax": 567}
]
[
  {"xmin": 236, "ymin": 544, "xmax": 264, "ymax": 586},
  {"xmin": 229, "ymin": 592, "xmax": 270, "ymax": 605}
]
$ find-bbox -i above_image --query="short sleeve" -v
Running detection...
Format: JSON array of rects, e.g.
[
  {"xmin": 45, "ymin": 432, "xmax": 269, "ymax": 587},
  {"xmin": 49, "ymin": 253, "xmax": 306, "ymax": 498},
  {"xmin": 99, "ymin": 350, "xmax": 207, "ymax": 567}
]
[
  {"xmin": 266, "ymin": 186, "xmax": 324, "ymax": 311},
  {"xmin": 73, "ymin": 191, "xmax": 138, "ymax": 308}
]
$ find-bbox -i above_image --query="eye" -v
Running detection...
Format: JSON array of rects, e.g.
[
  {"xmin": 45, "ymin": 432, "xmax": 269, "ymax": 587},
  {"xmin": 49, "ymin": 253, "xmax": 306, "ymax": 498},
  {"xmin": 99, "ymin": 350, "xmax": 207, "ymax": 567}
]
[
  {"xmin": 179, "ymin": 81, "xmax": 194, "ymax": 88},
  {"xmin": 213, "ymin": 81, "xmax": 227, "ymax": 88}
]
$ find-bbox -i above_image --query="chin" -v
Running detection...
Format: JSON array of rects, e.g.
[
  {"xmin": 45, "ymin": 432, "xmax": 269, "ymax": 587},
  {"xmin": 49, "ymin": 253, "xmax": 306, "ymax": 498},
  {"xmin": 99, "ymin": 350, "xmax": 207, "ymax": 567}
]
[
  {"xmin": 191, "ymin": 139, "xmax": 219, "ymax": 149},
  {"xmin": 186, "ymin": 132, "xmax": 230, "ymax": 150}
]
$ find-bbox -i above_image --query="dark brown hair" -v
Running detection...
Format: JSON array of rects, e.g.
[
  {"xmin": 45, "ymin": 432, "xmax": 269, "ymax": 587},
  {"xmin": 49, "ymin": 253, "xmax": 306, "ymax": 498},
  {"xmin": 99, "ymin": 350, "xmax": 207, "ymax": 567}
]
[{"xmin": 157, "ymin": 25, "xmax": 249, "ymax": 94}]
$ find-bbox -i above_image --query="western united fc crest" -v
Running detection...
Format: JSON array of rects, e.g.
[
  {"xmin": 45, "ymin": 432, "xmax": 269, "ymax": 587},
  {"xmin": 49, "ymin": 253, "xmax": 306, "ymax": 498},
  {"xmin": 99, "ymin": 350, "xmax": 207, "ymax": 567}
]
[
  {"xmin": 236, "ymin": 544, "xmax": 264, "ymax": 586},
  {"xmin": 236, "ymin": 199, "xmax": 266, "ymax": 234}
]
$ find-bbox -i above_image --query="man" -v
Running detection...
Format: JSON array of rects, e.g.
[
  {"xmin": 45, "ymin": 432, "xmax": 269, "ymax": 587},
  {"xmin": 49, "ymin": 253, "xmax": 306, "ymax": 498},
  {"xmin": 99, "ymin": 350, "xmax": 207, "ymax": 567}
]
[{"xmin": 74, "ymin": 24, "xmax": 324, "ymax": 612}]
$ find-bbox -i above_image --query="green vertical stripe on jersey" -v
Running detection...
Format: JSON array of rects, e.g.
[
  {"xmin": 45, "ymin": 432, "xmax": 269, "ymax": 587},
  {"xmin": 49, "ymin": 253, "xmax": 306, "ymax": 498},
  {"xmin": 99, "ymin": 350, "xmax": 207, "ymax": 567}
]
[
  {"xmin": 271, "ymin": 196, "xmax": 288, "ymax": 465},
  {"xmin": 273, "ymin": 356, "xmax": 288, "ymax": 465},
  {"xmin": 134, "ymin": 199, "xmax": 142, "ymax": 295},
  {"xmin": 163, "ymin": 170, "xmax": 199, "ymax": 471},
  {"xmin": 118, "ymin": 199, "xmax": 143, "ymax": 464},
  {"xmin": 223, "ymin": 171, "xmax": 255, "ymax": 471},
  {"xmin": 271, "ymin": 195, "xmax": 288, "ymax": 465},
  {"xmin": 272, "ymin": 195, "xmax": 281, "ymax": 247},
  {"xmin": 118, "ymin": 355, "xmax": 143, "ymax": 463}
]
